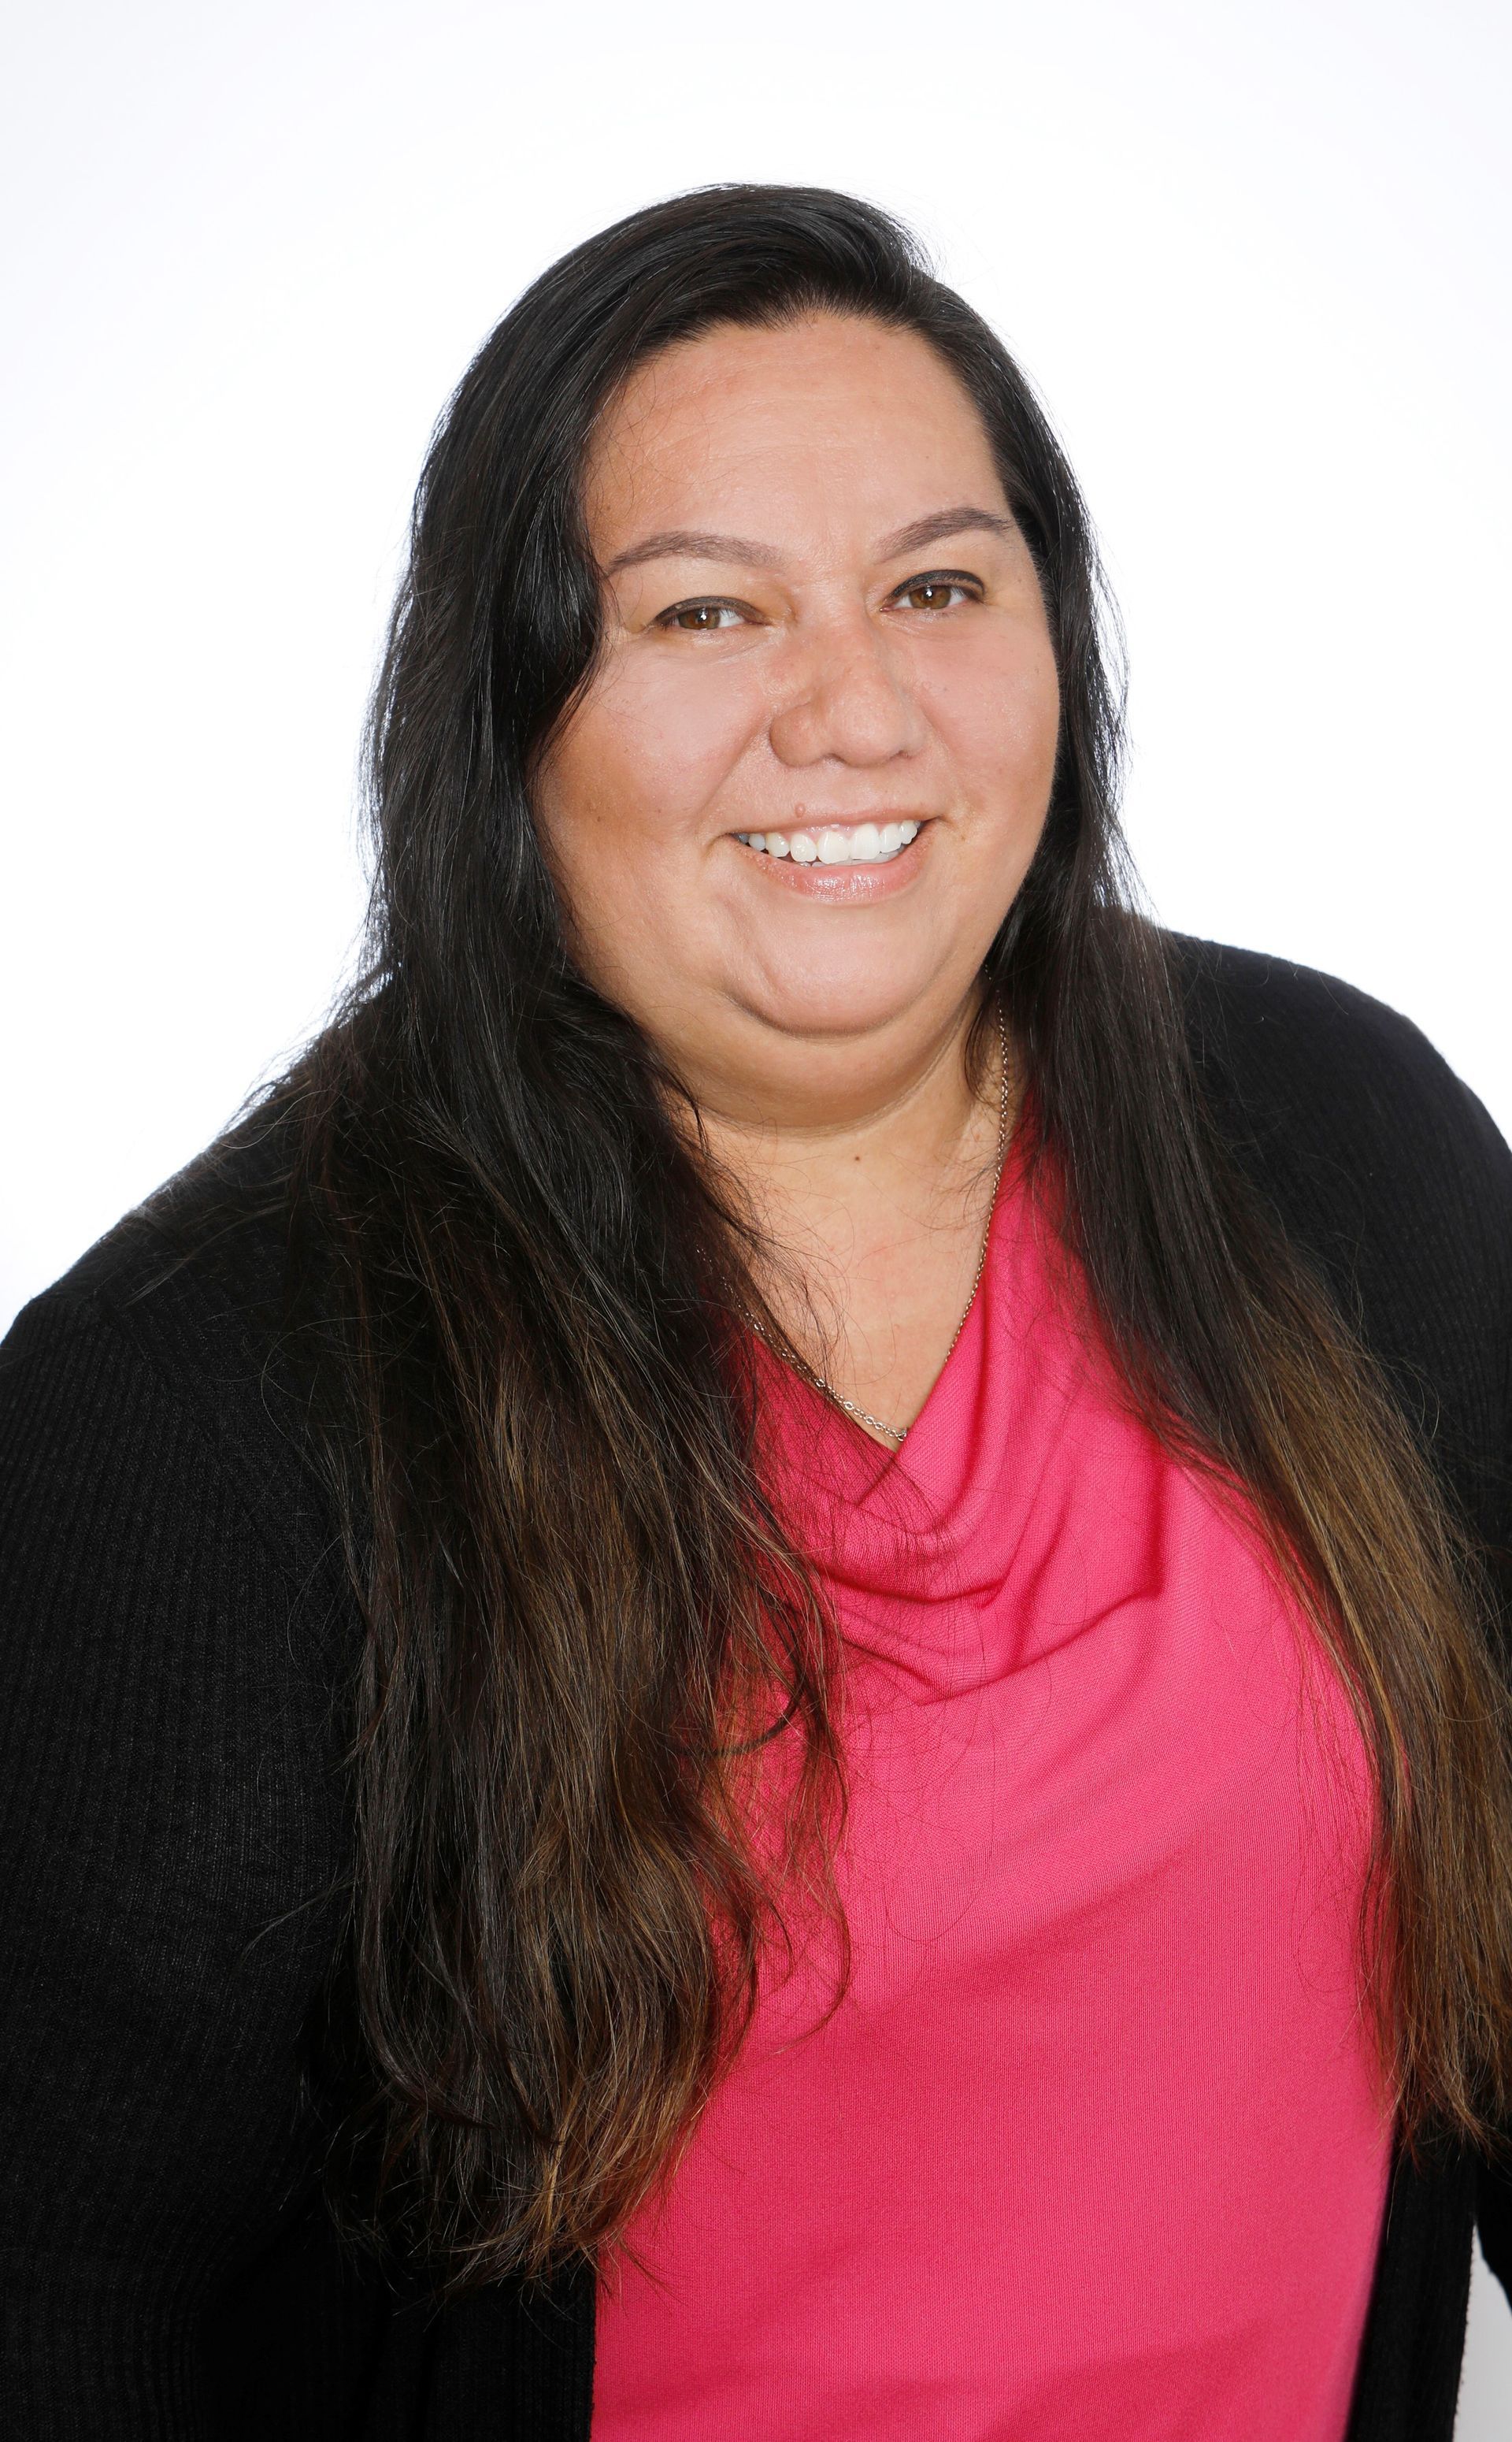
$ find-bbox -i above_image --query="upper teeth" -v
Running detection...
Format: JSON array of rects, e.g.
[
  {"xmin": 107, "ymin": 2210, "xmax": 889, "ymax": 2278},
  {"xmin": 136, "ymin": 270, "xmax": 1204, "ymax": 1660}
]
[{"xmin": 734, "ymin": 820, "xmax": 920, "ymax": 865}]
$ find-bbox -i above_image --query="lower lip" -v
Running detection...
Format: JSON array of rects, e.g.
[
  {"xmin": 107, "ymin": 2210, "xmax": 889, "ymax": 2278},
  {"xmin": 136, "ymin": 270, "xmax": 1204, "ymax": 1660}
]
[{"xmin": 731, "ymin": 826, "xmax": 932, "ymax": 901}]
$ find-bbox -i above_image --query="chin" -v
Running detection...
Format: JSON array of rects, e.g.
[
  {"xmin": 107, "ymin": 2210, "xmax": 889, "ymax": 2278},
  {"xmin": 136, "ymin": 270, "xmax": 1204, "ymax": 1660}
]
[{"xmin": 743, "ymin": 970, "xmax": 952, "ymax": 1043}]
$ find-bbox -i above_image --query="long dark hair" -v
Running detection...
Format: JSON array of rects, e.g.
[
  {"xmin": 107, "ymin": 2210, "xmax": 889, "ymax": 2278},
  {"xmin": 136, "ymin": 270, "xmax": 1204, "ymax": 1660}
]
[{"xmin": 269, "ymin": 184, "xmax": 1512, "ymax": 2289}]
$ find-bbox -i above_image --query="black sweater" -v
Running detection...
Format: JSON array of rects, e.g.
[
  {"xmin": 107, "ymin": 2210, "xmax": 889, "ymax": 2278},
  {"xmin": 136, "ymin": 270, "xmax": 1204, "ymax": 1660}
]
[{"xmin": 2, "ymin": 937, "xmax": 1510, "ymax": 2441}]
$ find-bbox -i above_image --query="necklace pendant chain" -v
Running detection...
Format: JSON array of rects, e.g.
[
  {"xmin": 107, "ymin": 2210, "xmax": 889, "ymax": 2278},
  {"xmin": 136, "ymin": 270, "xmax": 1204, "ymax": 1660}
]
[{"xmin": 753, "ymin": 1000, "xmax": 1011, "ymax": 1449}]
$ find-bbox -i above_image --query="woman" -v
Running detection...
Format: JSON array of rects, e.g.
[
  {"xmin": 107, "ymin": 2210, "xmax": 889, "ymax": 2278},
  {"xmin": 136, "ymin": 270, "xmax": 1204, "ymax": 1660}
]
[{"xmin": 1, "ymin": 184, "xmax": 1509, "ymax": 2440}]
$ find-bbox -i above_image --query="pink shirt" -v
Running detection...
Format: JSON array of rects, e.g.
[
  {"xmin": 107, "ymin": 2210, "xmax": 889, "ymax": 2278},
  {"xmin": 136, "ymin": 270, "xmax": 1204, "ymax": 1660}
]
[{"xmin": 592, "ymin": 1155, "xmax": 1393, "ymax": 2440}]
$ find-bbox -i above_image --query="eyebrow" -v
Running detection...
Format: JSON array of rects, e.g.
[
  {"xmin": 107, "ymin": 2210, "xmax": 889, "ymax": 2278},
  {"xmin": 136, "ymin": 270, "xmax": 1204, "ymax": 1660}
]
[
  {"xmin": 603, "ymin": 527, "xmax": 784, "ymax": 577},
  {"xmin": 876, "ymin": 505, "xmax": 1019, "ymax": 559},
  {"xmin": 601, "ymin": 504, "xmax": 1017, "ymax": 578}
]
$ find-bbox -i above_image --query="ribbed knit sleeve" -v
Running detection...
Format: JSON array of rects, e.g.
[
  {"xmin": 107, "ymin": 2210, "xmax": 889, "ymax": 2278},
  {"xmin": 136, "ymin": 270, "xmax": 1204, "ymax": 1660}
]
[
  {"xmin": 0, "ymin": 1286, "xmax": 352, "ymax": 2438},
  {"xmin": 1174, "ymin": 938, "xmax": 1512, "ymax": 2340}
]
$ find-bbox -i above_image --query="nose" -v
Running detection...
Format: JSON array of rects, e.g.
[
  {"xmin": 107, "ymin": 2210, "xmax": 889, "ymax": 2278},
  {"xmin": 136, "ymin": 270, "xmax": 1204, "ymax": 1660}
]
[{"xmin": 766, "ymin": 612, "xmax": 927, "ymax": 770}]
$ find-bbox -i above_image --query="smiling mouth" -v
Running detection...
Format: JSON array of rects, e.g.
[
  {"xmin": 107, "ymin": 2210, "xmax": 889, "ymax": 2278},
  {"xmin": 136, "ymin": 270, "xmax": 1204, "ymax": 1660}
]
[{"xmin": 733, "ymin": 818, "xmax": 923, "ymax": 867}]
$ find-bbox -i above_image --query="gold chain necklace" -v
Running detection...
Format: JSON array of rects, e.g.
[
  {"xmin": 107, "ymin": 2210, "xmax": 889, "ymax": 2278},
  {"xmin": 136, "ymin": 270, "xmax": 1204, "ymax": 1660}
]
[{"xmin": 749, "ymin": 1001, "xmax": 1011, "ymax": 1449}]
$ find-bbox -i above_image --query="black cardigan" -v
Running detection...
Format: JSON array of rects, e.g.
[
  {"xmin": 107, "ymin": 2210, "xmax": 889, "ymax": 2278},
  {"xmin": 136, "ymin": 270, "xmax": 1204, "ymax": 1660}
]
[{"xmin": 2, "ymin": 936, "xmax": 1510, "ymax": 2440}]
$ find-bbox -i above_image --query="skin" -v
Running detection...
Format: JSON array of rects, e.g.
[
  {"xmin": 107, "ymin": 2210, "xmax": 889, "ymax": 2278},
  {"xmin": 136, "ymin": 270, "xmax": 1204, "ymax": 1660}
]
[{"xmin": 534, "ymin": 313, "xmax": 1062, "ymax": 1443}]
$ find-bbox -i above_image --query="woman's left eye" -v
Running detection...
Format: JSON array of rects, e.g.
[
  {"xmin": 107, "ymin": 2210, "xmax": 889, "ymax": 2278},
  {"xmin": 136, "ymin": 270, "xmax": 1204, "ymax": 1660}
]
[{"xmin": 894, "ymin": 575, "xmax": 976, "ymax": 613}]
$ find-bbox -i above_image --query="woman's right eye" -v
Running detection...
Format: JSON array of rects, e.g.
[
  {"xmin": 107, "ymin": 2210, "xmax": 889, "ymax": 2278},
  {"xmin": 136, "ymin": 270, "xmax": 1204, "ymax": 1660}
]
[{"xmin": 659, "ymin": 600, "xmax": 744, "ymax": 632}]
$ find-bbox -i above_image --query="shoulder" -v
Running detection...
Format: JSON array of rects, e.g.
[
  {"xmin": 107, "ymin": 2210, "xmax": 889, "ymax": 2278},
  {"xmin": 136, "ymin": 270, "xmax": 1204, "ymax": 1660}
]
[
  {"xmin": 1169, "ymin": 930, "xmax": 1512, "ymax": 1253},
  {"xmin": 1, "ymin": 1098, "xmax": 323, "ymax": 1566},
  {"xmin": 18, "ymin": 1090, "xmax": 298, "ymax": 1339},
  {"xmin": 1171, "ymin": 933, "xmax": 1507, "ymax": 1184},
  {"xmin": 0, "ymin": 1089, "xmax": 350, "ymax": 1700},
  {"xmin": 1166, "ymin": 932, "xmax": 1511, "ymax": 1516}
]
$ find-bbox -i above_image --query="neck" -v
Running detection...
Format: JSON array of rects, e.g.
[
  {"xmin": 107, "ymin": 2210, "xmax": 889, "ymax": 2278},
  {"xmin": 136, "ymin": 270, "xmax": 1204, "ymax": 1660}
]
[
  {"xmin": 695, "ymin": 980, "xmax": 995, "ymax": 1199},
  {"xmin": 682, "ymin": 991, "xmax": 1010, "ymax": 1427}
]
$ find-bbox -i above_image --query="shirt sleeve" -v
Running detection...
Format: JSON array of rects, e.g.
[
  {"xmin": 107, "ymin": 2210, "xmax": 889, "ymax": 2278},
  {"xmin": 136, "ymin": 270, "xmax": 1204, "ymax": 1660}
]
[
  {"xmin": 1472, "ymin": 1132, "xmax": 1512, "ymax": 2311},
  {"xmin": 0, "ymin": 1286, "xmax": 351, "ymax": 2435}
]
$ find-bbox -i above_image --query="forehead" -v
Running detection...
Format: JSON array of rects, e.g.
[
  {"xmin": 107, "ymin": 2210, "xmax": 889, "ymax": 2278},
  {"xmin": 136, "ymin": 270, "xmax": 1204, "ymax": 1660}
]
[{"xmin": 582, "ymin": 314, "xmax": 1007, "ymax": 556}]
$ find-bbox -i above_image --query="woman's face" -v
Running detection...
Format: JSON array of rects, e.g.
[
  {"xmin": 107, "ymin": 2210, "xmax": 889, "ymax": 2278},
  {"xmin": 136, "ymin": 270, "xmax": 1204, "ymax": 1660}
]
[{"xmin": 534, "ymin": 313, "xmax": 1061, "ymax": 1123}]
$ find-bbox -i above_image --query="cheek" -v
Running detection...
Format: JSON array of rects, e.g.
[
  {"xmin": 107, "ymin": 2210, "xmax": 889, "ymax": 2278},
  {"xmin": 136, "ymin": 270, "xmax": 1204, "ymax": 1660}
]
[
  {"xmin": 561, "ymin": 654, "xmax": 767, "ymax": 857},
  {"xmin": 925, "ymin": 636, "xmax": 1061, "ymax": 825},
  {"xmin": 534, "ymin": 665, "xmax": 761, "ymax": 1005}
]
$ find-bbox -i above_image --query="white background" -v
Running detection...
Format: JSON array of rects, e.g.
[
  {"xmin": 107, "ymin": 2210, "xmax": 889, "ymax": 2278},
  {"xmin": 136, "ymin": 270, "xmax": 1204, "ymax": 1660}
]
[{"xmin": 3, "ymin": 1, "xmax": 1509, "ymax": 2419}]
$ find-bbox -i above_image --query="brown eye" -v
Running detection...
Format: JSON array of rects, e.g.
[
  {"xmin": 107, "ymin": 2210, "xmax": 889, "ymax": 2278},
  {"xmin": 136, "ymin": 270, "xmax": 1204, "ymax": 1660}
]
[
  {"xmin": 898, "ymin": 577, "xmax": 970, "ymax": 613},
  {"xmin": 663, "ymin": 601, "xmax": 740, "ymax": 632}
]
